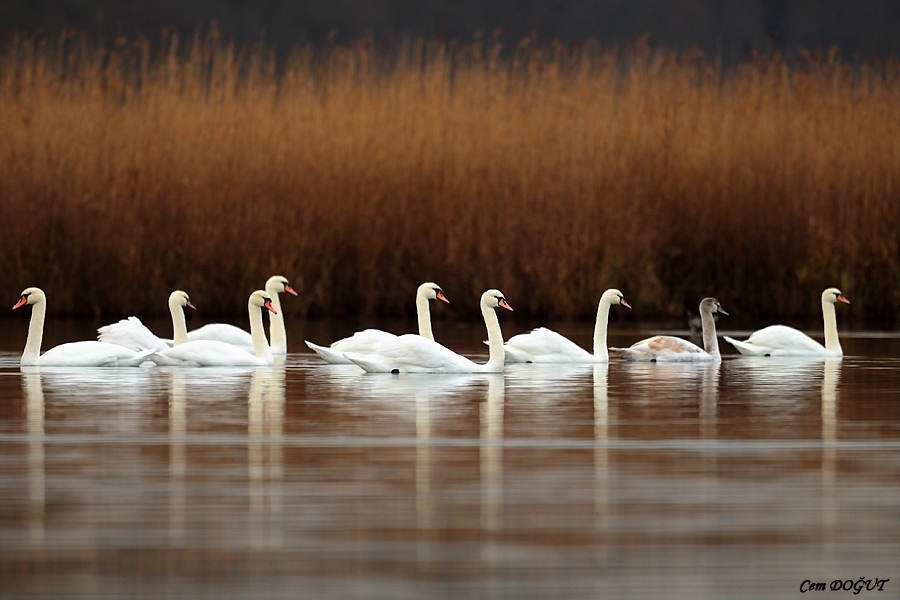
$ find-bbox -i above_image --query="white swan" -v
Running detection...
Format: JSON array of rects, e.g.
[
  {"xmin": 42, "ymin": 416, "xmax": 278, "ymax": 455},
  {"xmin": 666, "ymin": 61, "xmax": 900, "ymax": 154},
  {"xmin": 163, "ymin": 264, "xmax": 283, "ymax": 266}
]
[
  {"xmin": 343, "ymin": 289, "xmax": 513, "ymax": 373},
  {"xmin": 724, "ymin": 287, "xmax": 850, "ymax": 357},
  {"xmin": 13, "ymin": 287, "xmax": 153, "ymax": 367},
  {"xmin": 304, "ymin": 282, "xmax": 450, "ymax": 364},
  {"xmin": 98, "ymin": 276, "xmax": 297, "ymax": 354},
  {"xmin": 98, "ymin": 290, "xmax": 196, "ymax": 351},
  {"xmin": 503, "ymin": 288, "xmax": 631, "ymax": 363},
  {"xmin": 184, "ymin": 276, "xmax": 298, "ymax": 355},
  {"xmin": 149, "ymin": 290, "xmax": 276, "ymax": 367},
  {"xmin": 613, "ymin": 297, "xmax": 728, "ymax": 362}
]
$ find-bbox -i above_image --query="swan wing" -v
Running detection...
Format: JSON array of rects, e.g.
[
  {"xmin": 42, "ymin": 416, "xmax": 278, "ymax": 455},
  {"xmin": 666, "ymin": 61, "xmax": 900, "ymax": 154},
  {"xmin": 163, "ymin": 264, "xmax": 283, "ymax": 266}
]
[
  {"xmin": 306, "ymin": 330, "xmax": 400, "ymax": 364},
  {"xmin": 345, "ymin": 334, "xmax": 479, "ymax": 373},
  {"xmin": 725, "ymin": 325, "xmax": 829, "ymax": 356},
  {"xmin": 98, "ymin": 316, "xmax": 170, "ymax": 351},
  {"xmin": 38, "ymin": 341, "xmax": 150, "ymax": 367},
  {"xmin": 504, "ymin": 328, "xmax": 594, "ymax": 363},
  {"xmin": 186, "ymin": 324, "xmax": 254, "ymax": 351},
  {"xmin": 154, "ymin": 340, "xmax": 268, "ymax": 367},
  {"xmin": 622, "ymin": 335, "xmax": 711, "ymax": 362},
  {"xmin": 332, "ymin": 329, "xmax": 398, "ymax": 351}
]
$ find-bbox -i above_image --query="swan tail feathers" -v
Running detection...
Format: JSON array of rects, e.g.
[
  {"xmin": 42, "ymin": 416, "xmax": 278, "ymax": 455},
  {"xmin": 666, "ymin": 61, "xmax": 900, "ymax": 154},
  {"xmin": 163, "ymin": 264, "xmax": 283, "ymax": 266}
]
[
  {"xmin": 723, "ymin": 336, "xmax": 769, "ymax": 356},
  {"xmin": 118, "ymin": 348, "xmax": 157, "ymax": 367},
  {"xmin": 305, "ymin": 340, "xmax": 354, "ymax": 364},
  {"xmin": 342, "ymin": 352, "xmax": 393, "ymax": 373}
]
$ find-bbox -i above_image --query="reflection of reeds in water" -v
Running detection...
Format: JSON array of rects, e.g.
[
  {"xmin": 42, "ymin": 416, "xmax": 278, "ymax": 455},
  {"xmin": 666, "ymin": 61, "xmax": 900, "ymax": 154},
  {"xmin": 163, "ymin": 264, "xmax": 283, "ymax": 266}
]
[
  {"xmin": 22, "ymin": 370, "xmax": 45, "ymax": 542},
  {"xmin": 2, "ymin": 38, "xmax": 899, "ymax": 319}
]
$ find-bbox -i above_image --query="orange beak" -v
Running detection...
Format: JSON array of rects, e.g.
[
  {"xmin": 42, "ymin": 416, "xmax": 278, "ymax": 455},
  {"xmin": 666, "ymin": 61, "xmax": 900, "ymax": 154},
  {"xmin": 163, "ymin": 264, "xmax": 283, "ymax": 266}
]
[
  {"xmin": 837, "ymin": 295, "xmax": 850, "ymax": 305},
  {"xmin": 499, "ymin": 298, "xmax": 513, "ymax": 311},
  {"xmin": 12, "ymin": 296, "xmax": 27, "ymax": 310},
  {"xmin": 620, "ymin": 299, "xmax": 632, "ymax": 310},
  {"xmin": 436, "ymin": 291, "xmax": 450, "ymax": 304},
  {"xmin": 186, "ymin": 301, "xmax": 197, "ymax": 310},
  {"xmin": 284, "ymin": 284, "xmax": 298, "ymax": 297},
  {"xmin": 264, "ymin": 299, "xmax": 277, "ymax": 314}
]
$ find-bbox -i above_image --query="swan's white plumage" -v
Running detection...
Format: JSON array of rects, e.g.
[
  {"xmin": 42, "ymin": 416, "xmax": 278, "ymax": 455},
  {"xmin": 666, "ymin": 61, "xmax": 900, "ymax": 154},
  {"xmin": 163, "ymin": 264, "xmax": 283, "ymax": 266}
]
[
  {"xmin": 14, "ymin": 287, "xmax": 154, "ymax": 367},
  {"xmin": 724, "ymin": 287, "xmax": 849, "ymax": 357},
  {"xmin": 343, "ymin": 289, "xmax": 512, "ymax": 374},
  {"xmin": 503, "ymin": 289, "xmax": 630, "ymax": 363},
  {"xmin": 98, "ymin": 290, "xmax": 195, "ymax": 351},
  {"xmin": 305, "ymin": 282, "xmax": 449, "ymax": 364},
  {"xmin": 150, "ymin": 290, "xmax": 276, "ymax": 367},
  {"xmin": 183, "ymin": 276, "xmax": 297, "ymax": 354},
  {"xmin": 614, "ymin": 297, "xmax": 728, "ymax": 362}
]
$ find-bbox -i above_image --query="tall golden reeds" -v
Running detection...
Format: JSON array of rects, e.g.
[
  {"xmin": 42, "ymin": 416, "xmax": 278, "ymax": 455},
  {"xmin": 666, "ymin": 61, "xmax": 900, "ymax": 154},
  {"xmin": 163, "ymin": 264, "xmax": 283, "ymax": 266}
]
[{"xmin": 0, "ymin": 34, "xmax": 898, "ymax": 321}]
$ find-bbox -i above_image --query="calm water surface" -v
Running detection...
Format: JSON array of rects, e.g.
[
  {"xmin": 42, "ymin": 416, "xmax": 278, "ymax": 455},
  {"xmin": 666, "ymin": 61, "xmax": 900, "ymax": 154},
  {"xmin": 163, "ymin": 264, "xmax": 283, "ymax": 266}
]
[{"xmin": 0, "ymin": 320, "xmax": 899, "ymax": 599}]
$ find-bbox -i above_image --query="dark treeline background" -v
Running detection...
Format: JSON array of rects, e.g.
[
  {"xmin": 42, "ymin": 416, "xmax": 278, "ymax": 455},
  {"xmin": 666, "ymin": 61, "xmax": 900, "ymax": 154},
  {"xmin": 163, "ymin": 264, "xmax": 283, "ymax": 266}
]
[{"xmin": 2, "ymin": 0, "xmax": 899, "ymax": 63}]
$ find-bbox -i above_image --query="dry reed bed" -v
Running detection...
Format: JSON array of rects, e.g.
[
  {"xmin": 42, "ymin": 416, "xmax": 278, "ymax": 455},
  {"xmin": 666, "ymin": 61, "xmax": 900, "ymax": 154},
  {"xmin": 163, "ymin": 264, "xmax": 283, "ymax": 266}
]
[{"xmin": 0, "ymin": 37, "xmax": 898, "ymax": 322}]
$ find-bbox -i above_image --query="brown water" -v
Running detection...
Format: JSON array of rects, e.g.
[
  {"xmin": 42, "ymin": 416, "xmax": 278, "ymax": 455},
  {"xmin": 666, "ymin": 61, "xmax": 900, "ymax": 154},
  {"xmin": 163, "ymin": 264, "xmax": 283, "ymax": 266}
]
[{"xmin": 0, "ymin": 321, "xmax": 899, "ymax": 599}]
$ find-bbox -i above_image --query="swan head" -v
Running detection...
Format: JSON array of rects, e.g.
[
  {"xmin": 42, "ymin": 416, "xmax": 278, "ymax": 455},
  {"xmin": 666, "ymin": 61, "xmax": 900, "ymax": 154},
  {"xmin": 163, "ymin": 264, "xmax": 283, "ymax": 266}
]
[
  {"xmin": 699, "ymin": 297, "xmax": 728, "ymax": 316},
  {"xmin": 602, "ymin": 288, "xmax": 631, "ymax": 310},
  {"xmin": 419, "ymin": 282, "xmax": 450, "ymax": 304},
  {"xmin": 168, "ymin": 290, "xmax": 196, "ymax": 311},
  {"xmin": 822, "ymin": 287, "xmax": 850, "ymax": 305},
  {"xmin": 267, "ymin": 275, "xmax": 299, "ymax": 297},
  {"xmin": 482, "ymin": 289, "xmax": 513, "ymax": 312},
  {"xmin": 249, "ymin": 290, "xmax": 277, "ymax": 314},
  {"xmin": 12, "ymin": 287, "xmax": 45, "ymax": 310}
]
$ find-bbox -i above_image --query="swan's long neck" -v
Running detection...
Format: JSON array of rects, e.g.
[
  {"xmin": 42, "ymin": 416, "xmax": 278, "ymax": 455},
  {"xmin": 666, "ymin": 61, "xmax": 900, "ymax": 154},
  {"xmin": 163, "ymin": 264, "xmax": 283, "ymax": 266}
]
[
  {"xmin": 822, "ymin": 299, "xmax": 842, "ymax": 354},
  {"xmin": 22, "ymin": 300, "xmax": 45, "ymax": 366},
  {"xmin": 415, "ymin": 292, "xmax": 434, "ymax": 341},
  {"xmin": 482, "ymin": 302, "xmax": 505, "ymax": 372},
  {"xmin": 248, "ymin": 302, "xmax": 274, "ymax": 363},
  {"xmin": 169, "ymin": 299, "xmax": 188, "ymax": 346},
  {"xmin": 700, "ymin": 307, "xmax": 721, "ymax": 360},
  {"xmin": 266, "ymin": 285, "xmax": 287, "ymax": 354},
  {"xmin": 592, "ymin": 298, "xmax": 612, "ymax": 361}
]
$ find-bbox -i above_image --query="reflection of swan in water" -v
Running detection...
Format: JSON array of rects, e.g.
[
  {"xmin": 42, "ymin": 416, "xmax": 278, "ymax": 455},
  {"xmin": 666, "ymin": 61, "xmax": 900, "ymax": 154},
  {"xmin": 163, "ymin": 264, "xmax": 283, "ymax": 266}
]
[
  {"xmin": 169, "ymin": 370, "xmax": 186, "ymax": 541},
  {"xmin": 502, "ymin": 362, "xmax": 593, "ymax": 391},
  {"xmin": 35, "ymin": 366, "xmax": 162, "ymax": 400},
  {"xmin": 22, "ymin": 369, "xmax": 45, "ymax": 541},
  {"xmin": 248, "ymin": 366, "xmax": 286, "ymax": 549},
  {"xmin": 699, "ymin": 362, "xmax": 720, "ymax": 437},
  {"xmin": 593, "ymin": 363, "xmax": 610, "ymax": 533},
  {"xmin": 308, "ymin": 366, "xmax": 485, "ymax": 418},
  {"xmin": 481, "ymin": 374, "xmax": 504, "ymax": 537},
  {"xmin": 821, "ymin": 358, "xmax": 840, "ymax": 540}
]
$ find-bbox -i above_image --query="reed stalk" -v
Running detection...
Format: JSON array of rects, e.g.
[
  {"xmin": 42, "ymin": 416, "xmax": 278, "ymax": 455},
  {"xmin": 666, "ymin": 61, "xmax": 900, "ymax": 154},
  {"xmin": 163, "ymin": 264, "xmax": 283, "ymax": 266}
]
[{"xmin": 1, "ymin": 34, "xmax": 898, "ymax": 322}]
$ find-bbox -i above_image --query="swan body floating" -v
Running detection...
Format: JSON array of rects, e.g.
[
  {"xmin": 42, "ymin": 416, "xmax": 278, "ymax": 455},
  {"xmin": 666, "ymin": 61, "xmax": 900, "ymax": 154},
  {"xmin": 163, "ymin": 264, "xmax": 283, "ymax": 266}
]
[
  {"xmin": 98, "ymin": 290, "xmax": 196, "ymax": 351},
  {"xmin": 503, "ymin": 288, "xmax": 630, "ymax": 363},
  {"xmin": 343, "ymin": 289, "xmax": 512, "ymax": 373},
  {"xmin": 13, "ymin": 287, "xmax": 154, "ymax": 367},
  {"xmin": 182, "ymin": 276, "xmax": 297, "ymax": 354},
  {"xmin": 150, "ymin": 290, "xmax": 276, "ymax": 367},
  {"xmin": 613, "ymin": 297, "xmax": 728, "ymax": 362},
  {"xmin": 724, "ymin": 288, "xmax": 850, "ymax": 357},
  {"xmin": 98, "ymin": 275, "xmax": 297, "ymax": 354},
  {"xmin": 305, "ymin": 282, "xmax": 450, "ymax": 364}
]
